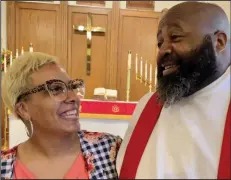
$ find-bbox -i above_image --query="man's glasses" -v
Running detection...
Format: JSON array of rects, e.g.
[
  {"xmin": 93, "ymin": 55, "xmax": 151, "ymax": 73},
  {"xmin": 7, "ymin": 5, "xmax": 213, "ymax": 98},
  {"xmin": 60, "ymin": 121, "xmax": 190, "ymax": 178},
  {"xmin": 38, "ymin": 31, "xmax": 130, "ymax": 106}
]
[{"xmin": 16, "ymin": 79, "xmax": 85, "ymax": 103}]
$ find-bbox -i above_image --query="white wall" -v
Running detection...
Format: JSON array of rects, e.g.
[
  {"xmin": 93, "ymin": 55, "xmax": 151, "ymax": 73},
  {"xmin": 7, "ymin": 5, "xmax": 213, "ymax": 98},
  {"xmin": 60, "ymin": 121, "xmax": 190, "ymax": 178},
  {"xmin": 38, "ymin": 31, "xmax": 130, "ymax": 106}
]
[
  {"xmin": 9, "ymin": 114, "xmax": 129, "ymax": 148},
  {"xmin": 2, "ymin": 1, "xmax": 230, "ymax": 148}
]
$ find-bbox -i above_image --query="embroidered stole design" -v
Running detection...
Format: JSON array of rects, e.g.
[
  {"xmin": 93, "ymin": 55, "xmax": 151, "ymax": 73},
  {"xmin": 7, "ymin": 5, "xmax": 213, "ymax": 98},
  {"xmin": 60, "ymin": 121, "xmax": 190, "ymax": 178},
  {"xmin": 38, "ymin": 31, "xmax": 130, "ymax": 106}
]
[{"xmin": 120, "ymin": 93, "xmax": 230, "ymax": 179}]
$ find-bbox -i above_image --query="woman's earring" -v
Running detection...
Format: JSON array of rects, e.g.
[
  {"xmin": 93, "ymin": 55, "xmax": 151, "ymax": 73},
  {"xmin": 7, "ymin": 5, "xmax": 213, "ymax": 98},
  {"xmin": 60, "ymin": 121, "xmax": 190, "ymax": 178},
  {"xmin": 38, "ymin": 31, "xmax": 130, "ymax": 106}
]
[{"xmin": 25, "ymin": 119, "xmax": 33, "ymax": 137}]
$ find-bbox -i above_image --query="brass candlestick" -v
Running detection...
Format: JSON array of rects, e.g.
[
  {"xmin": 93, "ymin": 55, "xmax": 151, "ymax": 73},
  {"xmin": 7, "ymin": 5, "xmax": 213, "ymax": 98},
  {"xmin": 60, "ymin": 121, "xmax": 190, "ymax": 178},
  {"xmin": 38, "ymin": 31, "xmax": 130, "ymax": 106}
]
[
  {"xmin": 126, "ymin": 50, "xmax": 132, "ymax": 102},
  {"xmin": 126, "ymin": 67, "xmax": 131, "ymax": 102},
  {"xmin": 147, "ymin": 81, "xmax": 153, "ymax": 93},
  {"xmin": 144, "ymin": 78, "xmax": 147, "ymax": 86}
]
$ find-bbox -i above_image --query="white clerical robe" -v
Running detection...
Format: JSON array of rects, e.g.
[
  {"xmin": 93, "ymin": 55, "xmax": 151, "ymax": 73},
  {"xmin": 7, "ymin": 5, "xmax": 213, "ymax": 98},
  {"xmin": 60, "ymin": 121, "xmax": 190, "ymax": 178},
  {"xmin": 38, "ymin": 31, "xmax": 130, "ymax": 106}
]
[{"xmin": 117, "ymin": 66, "xmax": 230, "ymax": 179}]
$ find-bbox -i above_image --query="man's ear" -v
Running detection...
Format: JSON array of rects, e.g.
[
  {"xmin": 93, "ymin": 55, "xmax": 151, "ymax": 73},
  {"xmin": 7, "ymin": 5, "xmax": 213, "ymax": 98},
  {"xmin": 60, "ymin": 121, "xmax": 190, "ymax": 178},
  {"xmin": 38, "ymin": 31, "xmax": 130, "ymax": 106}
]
[
  {"xmin": 214, "ymin": 30, "xmax": 227, "ymax": 53},
  {"xmin": 15, "ymin": 102, "xmax": 30, "ymax": 120}
]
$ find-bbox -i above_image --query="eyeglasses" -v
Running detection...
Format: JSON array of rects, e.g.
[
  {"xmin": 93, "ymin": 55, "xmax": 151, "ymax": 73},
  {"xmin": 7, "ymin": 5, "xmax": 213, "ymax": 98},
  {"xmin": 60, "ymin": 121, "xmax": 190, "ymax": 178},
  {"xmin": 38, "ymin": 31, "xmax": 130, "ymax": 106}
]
[{"xmin": 16, "ymin": 79, "xmax": 85, "ymax": 103}]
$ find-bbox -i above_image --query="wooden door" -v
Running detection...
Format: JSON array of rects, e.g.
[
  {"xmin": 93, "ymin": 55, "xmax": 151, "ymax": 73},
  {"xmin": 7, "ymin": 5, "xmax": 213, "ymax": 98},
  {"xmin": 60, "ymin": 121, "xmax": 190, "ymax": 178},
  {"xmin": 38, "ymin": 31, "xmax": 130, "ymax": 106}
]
[
  {"xmin": 68, "ymin": 6, "xmax": 111, "ymax": 99},
  {"xmin": 8, "ymin": 1, "xmax": 68, "ymax": 69},
  {"xmin": 15, "ymin": 3, "xmax": 59, "ymax": 55},
  {"xmin": 117, "ymin": 10, "xmax": 161, "ymax": 101}
]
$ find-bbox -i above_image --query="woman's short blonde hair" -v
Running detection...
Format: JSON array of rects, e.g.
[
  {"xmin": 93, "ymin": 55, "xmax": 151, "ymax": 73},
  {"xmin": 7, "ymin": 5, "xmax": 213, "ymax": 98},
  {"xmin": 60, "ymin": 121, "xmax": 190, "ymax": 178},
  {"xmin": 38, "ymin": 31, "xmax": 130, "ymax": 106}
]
[{"xmin": 2, "ymin": 52, "xmax": 58, "ymax": 115}]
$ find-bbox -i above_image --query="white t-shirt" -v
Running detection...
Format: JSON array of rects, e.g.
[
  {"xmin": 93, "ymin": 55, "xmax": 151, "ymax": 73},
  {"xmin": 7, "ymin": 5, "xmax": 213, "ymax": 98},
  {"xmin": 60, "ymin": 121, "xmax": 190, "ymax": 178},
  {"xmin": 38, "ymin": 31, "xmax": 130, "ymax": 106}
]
[{"xmin": 117, "ymin": 66, "xmax": 230, "ymax": 179}]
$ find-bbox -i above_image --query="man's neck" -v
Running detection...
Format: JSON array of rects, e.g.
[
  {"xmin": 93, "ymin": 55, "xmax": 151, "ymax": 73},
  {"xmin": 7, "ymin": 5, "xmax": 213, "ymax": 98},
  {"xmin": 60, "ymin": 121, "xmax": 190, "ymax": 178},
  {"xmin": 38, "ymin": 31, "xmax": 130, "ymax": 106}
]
[{"xmin": 25, "ymin": 131, "xmax": 81, "ymax": 158}]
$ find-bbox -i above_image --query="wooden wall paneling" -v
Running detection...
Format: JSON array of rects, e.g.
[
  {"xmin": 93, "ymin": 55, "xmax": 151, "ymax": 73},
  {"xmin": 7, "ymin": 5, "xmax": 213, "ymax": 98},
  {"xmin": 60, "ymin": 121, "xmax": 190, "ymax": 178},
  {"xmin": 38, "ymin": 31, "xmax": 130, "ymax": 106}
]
[
  {"xmin": 7, "ymin": 2, "xmax": 16, "ymax": 53},
  {"xmin": 76, "ymin": 1, "xmax": 106, "ymax": 7},
  {"xmin": 117, "ymin": 9, "xmax": 161, "ymax": 101},
  {"xmin": 68, "ymin": 6, "xmax": 111, "ymax": 99},
  {"xmin": 126, "ymin": 1, "xmax": 154, "ymax": 10},
  {"xmin": 56, "ymin": 1, "xmax": 68, "ymax": 70},
  {"xmin": 15, "ymin": 2, "xmax": 59, "ymax": 60},
  {"xmin": 108, "ymin": 1, "xmax": 120, "ymax": 89}
]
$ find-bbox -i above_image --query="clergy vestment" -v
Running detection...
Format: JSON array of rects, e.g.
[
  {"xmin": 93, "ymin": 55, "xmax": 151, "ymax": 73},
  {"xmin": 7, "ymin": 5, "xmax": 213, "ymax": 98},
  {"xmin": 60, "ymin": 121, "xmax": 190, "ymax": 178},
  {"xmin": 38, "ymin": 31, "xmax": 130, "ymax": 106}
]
[{"xmin": 117, "ymin": 66, "xmax": 230, "ymax": 179}]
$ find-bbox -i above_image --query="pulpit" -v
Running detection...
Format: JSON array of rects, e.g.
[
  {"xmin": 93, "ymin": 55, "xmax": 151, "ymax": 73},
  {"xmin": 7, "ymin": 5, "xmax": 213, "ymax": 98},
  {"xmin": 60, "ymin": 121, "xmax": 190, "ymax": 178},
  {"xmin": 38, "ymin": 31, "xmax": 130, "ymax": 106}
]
[
  {"xmin": 80, "ymin": 99, "xmax": 137, "ymax": 120},
  {"xmin": 78, "ymin": 99, "xmax": 138, "ymax": 140}
]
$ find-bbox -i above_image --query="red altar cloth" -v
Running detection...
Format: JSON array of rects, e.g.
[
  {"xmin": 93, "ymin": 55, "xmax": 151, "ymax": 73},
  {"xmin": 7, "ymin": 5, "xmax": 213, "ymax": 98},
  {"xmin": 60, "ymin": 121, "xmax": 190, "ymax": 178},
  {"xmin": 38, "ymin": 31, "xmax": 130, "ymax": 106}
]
[{"xmin": 79, "ymin": 99, "xmax": 138, "ymax": 120}]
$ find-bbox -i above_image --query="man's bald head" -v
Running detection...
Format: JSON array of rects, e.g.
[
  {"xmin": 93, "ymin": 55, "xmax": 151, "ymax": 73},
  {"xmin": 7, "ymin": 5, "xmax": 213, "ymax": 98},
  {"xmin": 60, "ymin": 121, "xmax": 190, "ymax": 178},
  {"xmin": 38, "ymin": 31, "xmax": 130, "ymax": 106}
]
[
  {"xmin": 160, "ymin": 2, "xmax": 230, "ymax": 39},
  {"xmin": 156, "ymin": 1, "xmax": 230, "ymax": 106}
]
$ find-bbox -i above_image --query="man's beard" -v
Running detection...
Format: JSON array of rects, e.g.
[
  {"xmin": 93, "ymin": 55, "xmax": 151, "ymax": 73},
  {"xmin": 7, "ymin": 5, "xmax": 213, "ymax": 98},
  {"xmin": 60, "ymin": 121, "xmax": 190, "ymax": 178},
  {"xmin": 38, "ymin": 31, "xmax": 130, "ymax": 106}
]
[{"xmin": 156, "ymin": 35, "xmax": 217, "ymax": 106}]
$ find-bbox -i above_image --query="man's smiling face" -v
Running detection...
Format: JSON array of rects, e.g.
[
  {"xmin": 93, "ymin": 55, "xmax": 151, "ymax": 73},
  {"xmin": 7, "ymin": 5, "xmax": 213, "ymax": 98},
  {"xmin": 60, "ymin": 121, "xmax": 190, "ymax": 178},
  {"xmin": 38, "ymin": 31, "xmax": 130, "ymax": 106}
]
[{"xmin": 156, "ymin": 6, "xmax": 218, "ymax": 106}]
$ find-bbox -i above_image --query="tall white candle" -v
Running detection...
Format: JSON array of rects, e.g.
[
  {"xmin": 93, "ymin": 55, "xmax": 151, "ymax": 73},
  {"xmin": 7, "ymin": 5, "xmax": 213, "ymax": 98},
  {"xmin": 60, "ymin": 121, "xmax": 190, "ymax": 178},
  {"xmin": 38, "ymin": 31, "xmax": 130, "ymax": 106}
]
[
  {"xmin": 10, "ymin": 51, "xmax": 13, "ymax": 66},
  {"xmin": 21, "ymin": 47, "xmax": 24, "ymax": 55},
  {"xmin": 4, "ymin": 52, "xmax": 7, "ymax": 73},
  {"xmin": 150, "ymin": 64, "xmax": 152, "ymax": 82},
  {"xmin": 126, "ymin": 50, "xmax": 132, "ymax": 101},
  {"xmin": 140, "ymin": 57, "xmax": 143, "ymax": 77},
  {"xmin": 16, "ymin": 49, "xmax": 19, "ymax": 58},
  {"xmin": 145, "ymin": 60, "xmax": 148, "ymax": 80},
  {"xmin": 128, "ymin": 50, "xmax": 131, "ymax": 69},
  {"xmin": 135, "ymin": 54, "xmax": 138, "ymax": 74},
  {"xmin": 154, "ymin": 66, "xmax": 157, "ymax": 86},
  {"xmin": 29, "ymin": 43, "xmax": 33, "ymax": 52}
]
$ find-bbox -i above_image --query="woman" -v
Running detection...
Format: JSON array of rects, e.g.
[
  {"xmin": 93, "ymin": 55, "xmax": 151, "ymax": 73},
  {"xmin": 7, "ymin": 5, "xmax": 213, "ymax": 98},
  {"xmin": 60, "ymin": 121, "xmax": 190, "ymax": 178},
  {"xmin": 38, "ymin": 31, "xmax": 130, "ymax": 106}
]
[{"xmin": 1, "ymin": 52, "xmax": 122, "ymax": 179}]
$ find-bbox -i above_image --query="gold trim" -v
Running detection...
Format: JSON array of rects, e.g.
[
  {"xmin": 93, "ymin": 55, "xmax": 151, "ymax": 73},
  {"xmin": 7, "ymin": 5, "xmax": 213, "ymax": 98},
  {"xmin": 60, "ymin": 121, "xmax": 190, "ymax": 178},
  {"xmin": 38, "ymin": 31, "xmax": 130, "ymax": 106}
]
[{"xmin": 80, "ymin": 113, "xmax": 132, "ymax": 120}]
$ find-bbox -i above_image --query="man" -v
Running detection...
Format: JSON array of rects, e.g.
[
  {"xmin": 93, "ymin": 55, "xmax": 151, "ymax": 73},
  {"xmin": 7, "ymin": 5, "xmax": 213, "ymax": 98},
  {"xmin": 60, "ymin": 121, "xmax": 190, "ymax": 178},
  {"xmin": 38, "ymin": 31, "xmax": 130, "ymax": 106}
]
[{"xmin": 117, "ymin": 2, "xmax": 230, "ymax": 179}]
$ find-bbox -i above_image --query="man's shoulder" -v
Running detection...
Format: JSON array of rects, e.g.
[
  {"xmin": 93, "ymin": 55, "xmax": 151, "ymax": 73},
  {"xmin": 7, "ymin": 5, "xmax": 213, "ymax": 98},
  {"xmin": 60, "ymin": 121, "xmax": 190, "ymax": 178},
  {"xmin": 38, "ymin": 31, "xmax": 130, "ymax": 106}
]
[
  {"xmin": 137, "ymin": 92, "xmax": 155, "ymax": 106},
  {"xmin": 132, "ymin": 92, "xmax": 156, "ymax": 118}
]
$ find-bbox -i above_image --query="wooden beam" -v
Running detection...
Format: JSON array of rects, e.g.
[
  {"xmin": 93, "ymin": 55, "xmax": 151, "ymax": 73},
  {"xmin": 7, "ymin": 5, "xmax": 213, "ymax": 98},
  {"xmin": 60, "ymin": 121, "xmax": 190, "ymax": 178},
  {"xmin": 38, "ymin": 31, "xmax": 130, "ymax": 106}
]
[
  {"xmin": 126, "ymin": 1, "xmax": 154, "ymax": 10},
  {"xmin": 7, "ymin": 1, "xmax": 16, "ymax": 53},
  {"xmin": 57, "ymin": 1, "xmax": 68, "ymax": 70},
  {"xmin": 108, "ymin": 1, "xmax": 120, "ymax": 89},
  {"xmin": 76, "ymin": 1, "xmax": 105, "ymax": 7}
]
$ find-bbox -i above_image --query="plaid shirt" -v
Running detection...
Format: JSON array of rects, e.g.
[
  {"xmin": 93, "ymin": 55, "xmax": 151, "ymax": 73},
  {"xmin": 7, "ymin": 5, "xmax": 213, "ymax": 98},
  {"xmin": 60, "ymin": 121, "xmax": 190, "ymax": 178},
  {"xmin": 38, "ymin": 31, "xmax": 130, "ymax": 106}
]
[{"xmin": 1, "ymin": 130, "xmax": 122, "ymax": 179}]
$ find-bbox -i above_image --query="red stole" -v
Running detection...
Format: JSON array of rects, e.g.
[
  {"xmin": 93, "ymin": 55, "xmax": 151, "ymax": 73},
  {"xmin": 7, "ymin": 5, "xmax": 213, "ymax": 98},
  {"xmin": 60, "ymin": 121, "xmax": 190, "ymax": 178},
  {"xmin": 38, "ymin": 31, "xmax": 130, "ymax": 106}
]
[{"xmin": 120, "ymin": 93, "xmax": 230, "ymax": 179}]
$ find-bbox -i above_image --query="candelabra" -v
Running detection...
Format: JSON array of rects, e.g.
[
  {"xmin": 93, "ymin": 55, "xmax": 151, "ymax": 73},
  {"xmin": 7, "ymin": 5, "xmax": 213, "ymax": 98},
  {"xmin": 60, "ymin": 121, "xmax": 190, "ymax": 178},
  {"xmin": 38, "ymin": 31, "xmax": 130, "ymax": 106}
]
[
  {"xmin": 125, "ymin": 51, "xmax": 157, "ymax": 102},
  {"xmin": 136, "ymin": 73, "xmax": 154, "ymax": 93},
  {"xmin": 1, "ymin": 42, "xmax": 34, "ymax": 150}
]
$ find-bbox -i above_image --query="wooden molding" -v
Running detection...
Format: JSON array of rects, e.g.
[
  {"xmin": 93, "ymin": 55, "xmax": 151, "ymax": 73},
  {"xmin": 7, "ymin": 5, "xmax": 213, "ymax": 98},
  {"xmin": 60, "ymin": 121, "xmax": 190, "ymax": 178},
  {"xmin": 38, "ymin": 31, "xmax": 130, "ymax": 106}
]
[
  {"xmin": 57, "ymin": 1, "xmax": 68, "ymax": 70},
  {"xmin": 76, "ymin": 1, "xmax": 105, "ymax": 7},
  {"xmin": 126, "ymin": 1, "xmax": 154, "ymax": 10},
  {"xmin": 108, "ymin": 1, "xmax": 120, "ymax": 89},
  {"xmin": 7, "ymin": 2, "xmax": 16, "ymax": 53}
]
